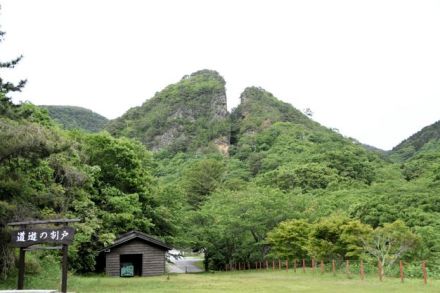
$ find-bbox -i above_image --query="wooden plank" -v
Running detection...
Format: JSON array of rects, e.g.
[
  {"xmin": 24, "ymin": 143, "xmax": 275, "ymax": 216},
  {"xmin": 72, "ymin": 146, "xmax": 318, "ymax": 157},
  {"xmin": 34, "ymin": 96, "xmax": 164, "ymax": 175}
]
[
  {"xmin": 142, "ymin": 250, "xmax": 166, "ymax": 276},
  {"xmin": 11, "ymin": 227, "xmax": 75, "ymax": 247},
  {"xmin": 106, "ymin": 254, "xmax": 120, "ymax": 276},
  {"xmin": 24, "ymin": 246, "xmax": 62, "ymax": 251}
]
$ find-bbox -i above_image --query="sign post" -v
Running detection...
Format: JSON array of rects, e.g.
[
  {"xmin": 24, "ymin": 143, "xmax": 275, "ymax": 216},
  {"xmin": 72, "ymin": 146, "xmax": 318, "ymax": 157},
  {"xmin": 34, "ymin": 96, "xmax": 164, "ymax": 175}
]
[
  {"xmin": 7, "ymin": 219, "xmax": 79, "ymax": 293},
  {"xmin": 17, "ymin": 247, "xmax": 25, "ymax": 289},
  {"xmin": 62, "ymin": 244, "xmax": 68, "ymax": 292}
]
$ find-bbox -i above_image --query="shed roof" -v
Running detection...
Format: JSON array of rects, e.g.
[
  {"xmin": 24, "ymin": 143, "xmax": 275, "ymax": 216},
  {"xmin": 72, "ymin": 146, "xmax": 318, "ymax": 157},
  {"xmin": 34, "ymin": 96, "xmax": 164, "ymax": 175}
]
[{"xmin": 99, "ymin": 230, "xmax": 172, "ymax": 252}]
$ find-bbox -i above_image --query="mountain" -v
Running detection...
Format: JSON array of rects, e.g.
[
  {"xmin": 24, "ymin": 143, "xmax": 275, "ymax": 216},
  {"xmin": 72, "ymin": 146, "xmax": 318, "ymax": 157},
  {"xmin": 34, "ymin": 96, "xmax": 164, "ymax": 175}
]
[
  {"xmin": 230, "ymin": 86, "xmax": 318, "ymax": 144},
  {"xmin": 387, "ymin": 119, "xmax": 440, "ymax": 182},
  {"xmin": 106, "ymin": 70, "xmax": 230, "ymax": 154},
  {"xmin": 228, "ymin": 87, "xmax": 380, "ymax": 186},
  {"xmin": 390, "ymin": 120, "xmax": 440, "ymax": 162},
  {"xmin": 4, "ymin": 67, "xmax": 440, "ymax": 280},
  {"xmin": 107, "ymin": 71, "xmax": 382, "ymax": 189},
  {"xmin": 41, "ymin": 105, "xmax": 108, "ymax": 132}
]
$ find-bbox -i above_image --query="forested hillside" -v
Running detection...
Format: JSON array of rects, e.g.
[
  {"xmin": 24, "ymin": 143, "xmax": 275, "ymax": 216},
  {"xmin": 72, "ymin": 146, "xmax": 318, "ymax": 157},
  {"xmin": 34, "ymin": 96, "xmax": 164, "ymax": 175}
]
[
  {"xmin": 0, "ymin": 98, "xmax": 180, "ymax": 276},
  {"xmin": 0, "ymin": 43, "xmax": 178, "ymax": 278},
  {"xmin": 41, "ymin": 105, "xmax": 108, "ymax": 132},
  {"xmin": 1, "ymin": 65, "xmax": 440, "ymax": 282},
  {"xmin": 389, "ymin": 119, "xmax": 440, "ymax": 162},
  {"xmin": 106, "ymin": 70, "xmax": 230, "ymax": 154}
]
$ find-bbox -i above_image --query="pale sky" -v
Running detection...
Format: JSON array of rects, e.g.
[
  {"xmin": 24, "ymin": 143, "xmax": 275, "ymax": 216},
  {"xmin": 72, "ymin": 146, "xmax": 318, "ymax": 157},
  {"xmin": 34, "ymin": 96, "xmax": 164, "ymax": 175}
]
[{"xmin": 1, "ymin": 0, "xmax": 439, "ymax": 150}]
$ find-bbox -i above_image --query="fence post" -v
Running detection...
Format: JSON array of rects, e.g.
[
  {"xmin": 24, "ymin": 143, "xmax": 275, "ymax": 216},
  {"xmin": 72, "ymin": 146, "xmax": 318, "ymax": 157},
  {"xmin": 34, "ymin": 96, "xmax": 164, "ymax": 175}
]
[
  {"xmin": 266, "ymin": 260, "xmax": 268, "ymax": 270},
  {"xmin": 278, "ymin": 259, "xmax": 281, "ymax": 270},
  {"xmin": 360, "ymin": 260, "xmax": 365, "ymax": 280},
  {"xmin": 302, "ymin": 259, "xmax": 306, "ymax": 273},
  {"xmin": 422, "ymin": 261, "xmax": 427, "ymax": 285},
  {"xmin": 286, "ymin": 259, "xmax": 288, "ymax": 272},
  {"xmin": 320, "ymin": 260, "xmax": 324, "ymax": 274},
  {"xmin": 332, "ymin": 259, "xmax": 336, "ymax": 275},
  {"xmin": 311, "ymin": 258, "xmax": 315, "ymax": 272},
  {"xmin": 346, "ymin": 260, "xmax": 350, "ymax": 276},
  {"xmin": 294, "ymin": 259, "xmax": 297, "ymax": 273},
  {"xmin": 400, "ymin": 260, "xmax": 404, "ymax": 283},
  {"xmin": 378, "ymin": 260, "xmax": 383, "ymax": 281}
]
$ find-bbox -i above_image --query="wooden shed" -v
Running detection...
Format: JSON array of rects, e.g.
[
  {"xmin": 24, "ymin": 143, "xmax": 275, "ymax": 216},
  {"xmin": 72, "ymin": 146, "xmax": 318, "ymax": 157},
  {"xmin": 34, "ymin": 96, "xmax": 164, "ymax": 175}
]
[{"xmin": 99, "ymin": 231, "xmax": 172, "ymax": 277}]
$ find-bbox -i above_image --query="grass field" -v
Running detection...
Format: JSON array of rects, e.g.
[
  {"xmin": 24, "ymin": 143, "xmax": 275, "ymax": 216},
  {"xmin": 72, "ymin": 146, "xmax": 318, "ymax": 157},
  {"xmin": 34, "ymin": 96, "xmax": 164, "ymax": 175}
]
[
  {"xmin": 2, "ymin": 270, "xmax": 439, "ymax": 292},
  {"xmin": 69, "ymin": 271, "xmax": 439, "ymax": 293}
]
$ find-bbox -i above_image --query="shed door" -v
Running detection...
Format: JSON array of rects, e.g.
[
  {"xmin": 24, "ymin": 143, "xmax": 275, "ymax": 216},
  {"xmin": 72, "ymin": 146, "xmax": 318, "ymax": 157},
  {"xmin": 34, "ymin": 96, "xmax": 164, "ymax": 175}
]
[{"xmin": 120, "ymin": 254, "xmax": 142, "ymax": 277}]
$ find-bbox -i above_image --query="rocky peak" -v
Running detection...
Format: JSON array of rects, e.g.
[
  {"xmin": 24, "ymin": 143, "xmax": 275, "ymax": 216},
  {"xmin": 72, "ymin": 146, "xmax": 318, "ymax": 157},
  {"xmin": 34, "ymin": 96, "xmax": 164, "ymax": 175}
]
[
  {"xmin": 230, "ymin": 86, "xmax": 319, "ymax": 147},
  {"xmin": 107, "ymin": 69, "xmax": 230, "ymax": 154}
]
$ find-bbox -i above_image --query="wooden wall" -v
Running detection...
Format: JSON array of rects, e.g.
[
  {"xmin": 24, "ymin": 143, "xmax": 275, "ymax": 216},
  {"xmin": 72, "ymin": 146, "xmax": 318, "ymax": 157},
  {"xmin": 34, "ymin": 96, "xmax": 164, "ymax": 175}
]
[{"xmin": 105, "ymin": 239, "xmax": 166, "ymax": 277}]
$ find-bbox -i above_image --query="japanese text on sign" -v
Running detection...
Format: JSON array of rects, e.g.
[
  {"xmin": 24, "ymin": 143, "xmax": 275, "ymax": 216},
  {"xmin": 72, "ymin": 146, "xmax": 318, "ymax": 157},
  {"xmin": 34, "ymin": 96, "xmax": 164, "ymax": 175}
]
[{"xmin": 11, "ymin": 227, "xmax": 75, "ymax": 247}]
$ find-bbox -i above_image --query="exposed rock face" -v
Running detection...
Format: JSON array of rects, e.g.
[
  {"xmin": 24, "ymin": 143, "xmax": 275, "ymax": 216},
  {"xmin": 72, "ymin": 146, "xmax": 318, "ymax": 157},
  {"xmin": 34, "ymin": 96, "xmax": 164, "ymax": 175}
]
[
  {"xmin": 210, "ymin": 92, "xmax": 228, "ymax": 120},
  {"xmin": 152, "ymin": 126, "xmax": 182, "ymax": 151},
  {"xmin": 107, "ymin": 70, "xmax": 230, "ymax": 154},
  {"xmin": 106, "ymin": 73, "xmax": 327, "ymax": 157},
  {"xmin": 213, "ymin": 136, "xmax": 230, "ymax": 156}
]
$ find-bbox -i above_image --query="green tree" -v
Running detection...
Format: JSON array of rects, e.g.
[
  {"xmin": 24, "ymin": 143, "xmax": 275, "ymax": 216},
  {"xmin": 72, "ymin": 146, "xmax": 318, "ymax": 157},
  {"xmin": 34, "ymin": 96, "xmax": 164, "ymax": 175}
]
[
  {"xmin": 83, "ymin": 132, "xmax": 154, "ymax": 194},
  {"xmin": 324, "ymin": 150, "xmax": 375, "ymax": 185},
  {"xmin": 0, "ymin": 118, "xmax": 64, "ymax": 164},
  {"xmin": 266, "ymin": 219, "xmax": 311, "ymax": 259},
  {"xmin": 259, "ymin": 163, "xmax": 338, "ymax": 192},
  {"xmin": 361, "ymin": 220, "xmax": 420, "ymax": 278},
  {"xmin": 307, "ymin": 215, "xmax": 372, "ymax": 260},
  {"xmin": 187, "ymin": 185, "xmax": 306, "ymax": 270},
  {"xmin": 182, "ymin": 158, "xmax": 225, "ymax": 207}
]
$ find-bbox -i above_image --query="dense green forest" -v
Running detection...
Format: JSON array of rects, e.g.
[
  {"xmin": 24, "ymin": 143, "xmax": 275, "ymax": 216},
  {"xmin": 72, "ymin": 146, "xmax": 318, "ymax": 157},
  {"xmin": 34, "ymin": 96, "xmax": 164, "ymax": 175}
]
[
  {"xmin": 1, "ymin": 26, "xmax": 440, "ymax": 282},
  {"xmin": 41, "ymin": 105, "xmax": 109, "ymax": 132},
  {"xmin": 390, "ymin": 119, "xmax": 440, "ymax": 162}
]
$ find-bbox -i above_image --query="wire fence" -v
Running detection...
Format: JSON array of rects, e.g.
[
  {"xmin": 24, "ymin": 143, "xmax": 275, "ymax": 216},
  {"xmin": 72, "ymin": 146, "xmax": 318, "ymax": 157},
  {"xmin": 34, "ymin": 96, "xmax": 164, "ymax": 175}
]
[{"xmin": 223, "ymin": 258, "xmax": 429, "ymax": 284}]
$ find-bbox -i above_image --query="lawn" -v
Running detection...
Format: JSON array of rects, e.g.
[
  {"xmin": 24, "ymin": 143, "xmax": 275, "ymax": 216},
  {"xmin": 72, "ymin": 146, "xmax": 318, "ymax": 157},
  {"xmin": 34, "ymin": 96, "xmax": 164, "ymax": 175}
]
[
  {"xmin": 2, "ymin": 270, "xmax": 438, "ymax": 292},
  {"xmin": 70, "ymin": 271, "xmax": 440, "ymax": 292}
]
